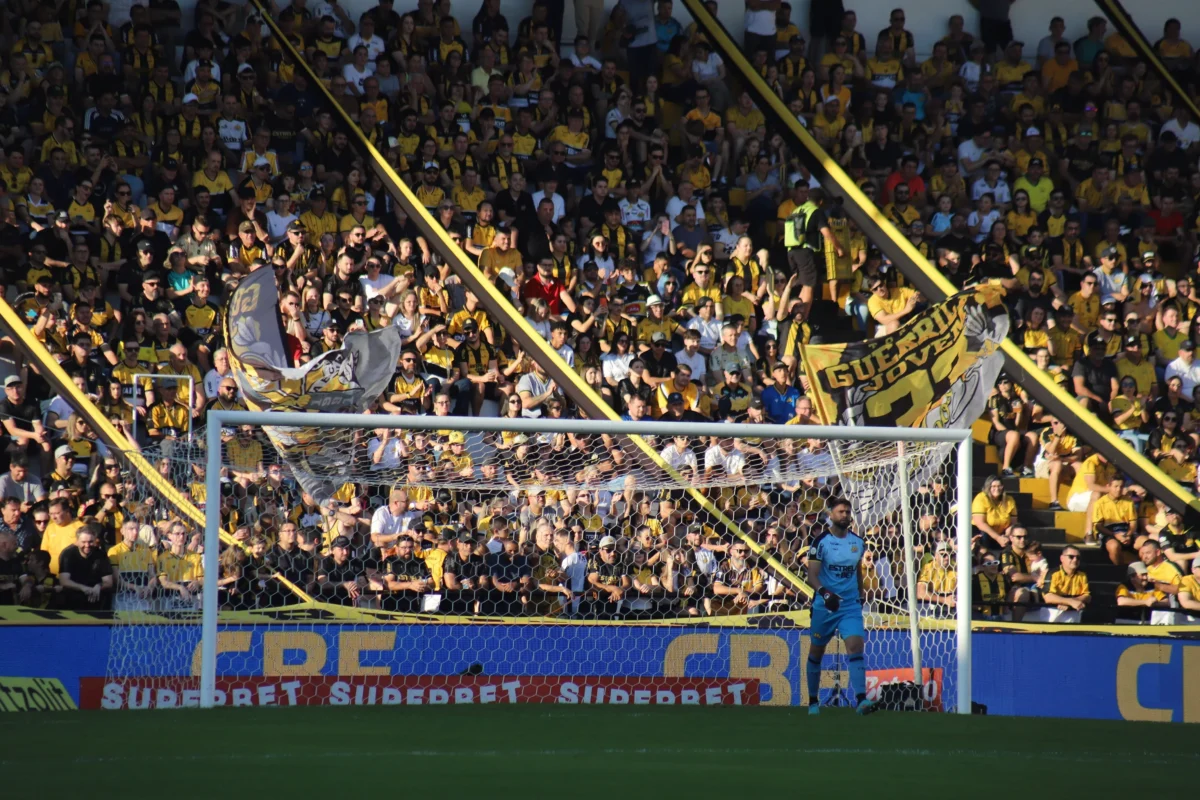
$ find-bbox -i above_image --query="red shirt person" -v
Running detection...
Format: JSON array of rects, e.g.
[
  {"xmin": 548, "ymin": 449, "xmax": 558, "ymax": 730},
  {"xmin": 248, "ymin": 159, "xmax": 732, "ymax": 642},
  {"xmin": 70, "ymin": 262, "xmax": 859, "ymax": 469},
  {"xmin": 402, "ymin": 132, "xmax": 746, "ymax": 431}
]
[
  {"xmin": 522, "ymin": 258, "xmax": 577, "ymax": 316},
  {"xmin": 882, "ymin": 156, "xmax": 927, "ymax": 205}
]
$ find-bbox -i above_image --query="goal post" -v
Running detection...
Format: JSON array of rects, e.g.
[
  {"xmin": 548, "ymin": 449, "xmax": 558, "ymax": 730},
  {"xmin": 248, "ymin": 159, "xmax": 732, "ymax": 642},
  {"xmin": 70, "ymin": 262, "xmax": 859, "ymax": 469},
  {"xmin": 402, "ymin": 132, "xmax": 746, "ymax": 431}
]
[{"xmin": 193, "ymin": 411, "xmax": 973, "ymax": 713}]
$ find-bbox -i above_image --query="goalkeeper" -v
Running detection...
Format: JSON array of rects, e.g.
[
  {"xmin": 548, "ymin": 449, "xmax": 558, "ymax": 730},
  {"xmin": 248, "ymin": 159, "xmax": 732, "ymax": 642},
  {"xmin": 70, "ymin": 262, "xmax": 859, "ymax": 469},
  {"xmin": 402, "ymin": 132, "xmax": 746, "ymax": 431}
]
[{"xmin": 806, "ymin": 496, "xmax": 876, "ymax": 716}]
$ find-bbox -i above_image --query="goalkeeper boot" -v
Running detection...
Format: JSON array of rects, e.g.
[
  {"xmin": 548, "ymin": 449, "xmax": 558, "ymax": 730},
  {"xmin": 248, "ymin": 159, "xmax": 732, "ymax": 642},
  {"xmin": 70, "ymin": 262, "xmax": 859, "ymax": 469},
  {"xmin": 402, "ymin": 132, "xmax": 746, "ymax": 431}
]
[
  {"xmin": 855, "ymin": 698, "xmax": 878, "ymax": 716},
  {"xmin": 808, "ymin": 703, "xmax": 820, "ymax": 716}
]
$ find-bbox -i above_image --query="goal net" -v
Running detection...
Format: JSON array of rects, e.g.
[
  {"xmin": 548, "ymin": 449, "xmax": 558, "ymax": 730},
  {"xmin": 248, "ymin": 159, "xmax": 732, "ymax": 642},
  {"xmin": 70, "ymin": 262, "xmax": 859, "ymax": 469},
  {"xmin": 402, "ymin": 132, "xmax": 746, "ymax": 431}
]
[{"xmin": 99, "ymin": 415, "xmax": 970, "ymax": 713}]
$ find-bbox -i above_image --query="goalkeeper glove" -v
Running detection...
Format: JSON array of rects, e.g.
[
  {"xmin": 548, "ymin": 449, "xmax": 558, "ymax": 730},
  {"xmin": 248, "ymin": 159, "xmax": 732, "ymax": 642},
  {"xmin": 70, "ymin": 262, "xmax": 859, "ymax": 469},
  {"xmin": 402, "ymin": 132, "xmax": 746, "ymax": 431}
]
[{"xmin": 819, "ymin": 587, "xmax": 841, "ymax": 611}]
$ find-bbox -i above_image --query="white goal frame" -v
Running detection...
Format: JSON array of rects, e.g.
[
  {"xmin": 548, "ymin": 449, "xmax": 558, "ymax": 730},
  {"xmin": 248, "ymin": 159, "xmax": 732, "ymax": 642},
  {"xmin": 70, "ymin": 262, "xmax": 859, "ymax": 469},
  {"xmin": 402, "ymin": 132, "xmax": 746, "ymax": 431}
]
[{"xmin": 203, "ymin": 411, "xmax": 974, "ymax": 713}]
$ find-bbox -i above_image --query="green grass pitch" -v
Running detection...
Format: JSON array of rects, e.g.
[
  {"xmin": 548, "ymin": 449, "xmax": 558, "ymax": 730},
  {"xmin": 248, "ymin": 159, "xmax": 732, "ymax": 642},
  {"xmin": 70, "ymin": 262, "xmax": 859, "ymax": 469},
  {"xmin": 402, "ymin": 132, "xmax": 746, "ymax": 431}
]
[{"xmin": 2, "ymin": 706, "xmax": 1186, "ymax": 796}]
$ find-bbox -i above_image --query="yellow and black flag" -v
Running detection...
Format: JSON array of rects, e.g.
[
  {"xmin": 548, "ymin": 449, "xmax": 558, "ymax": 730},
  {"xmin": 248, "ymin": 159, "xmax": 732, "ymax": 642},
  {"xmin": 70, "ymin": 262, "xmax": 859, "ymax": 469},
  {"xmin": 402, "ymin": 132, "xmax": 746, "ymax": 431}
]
[
  {"xmin": 799, "ymin": 286, "xmax": 1009, "ymax": 528},
  {"xmin": 223, "ymin": 267, "xmax": 405, "ymax": 503},
  {"xmin": 800, "ymin": 285, "xmax": 1009, "ymax": 430}
]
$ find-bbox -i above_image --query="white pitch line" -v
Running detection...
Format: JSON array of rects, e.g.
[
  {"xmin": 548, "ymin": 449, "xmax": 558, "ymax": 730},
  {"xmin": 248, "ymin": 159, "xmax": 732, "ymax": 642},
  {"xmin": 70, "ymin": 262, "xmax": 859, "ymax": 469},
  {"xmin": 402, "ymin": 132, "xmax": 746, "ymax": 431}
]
[{"xmin": 1, "ymin": 747, "xmax": 1195, "ymax": 768}]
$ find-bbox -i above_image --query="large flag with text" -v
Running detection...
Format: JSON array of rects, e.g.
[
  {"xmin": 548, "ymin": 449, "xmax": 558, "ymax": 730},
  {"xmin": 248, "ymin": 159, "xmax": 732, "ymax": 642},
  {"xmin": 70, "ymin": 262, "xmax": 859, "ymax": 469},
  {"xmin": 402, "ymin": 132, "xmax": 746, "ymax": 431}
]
[{"xmin": 799, "ymin": 285, "xmax": 1009, "ymax": 530}]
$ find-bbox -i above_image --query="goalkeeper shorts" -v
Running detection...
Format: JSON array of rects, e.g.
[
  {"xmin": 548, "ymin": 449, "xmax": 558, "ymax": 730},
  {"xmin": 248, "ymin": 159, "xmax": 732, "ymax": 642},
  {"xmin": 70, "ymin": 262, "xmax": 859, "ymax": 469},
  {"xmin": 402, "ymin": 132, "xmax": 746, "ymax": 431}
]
[{"xmin": 810, "ymin": 601, "xmax": 864, "ymax": 646}]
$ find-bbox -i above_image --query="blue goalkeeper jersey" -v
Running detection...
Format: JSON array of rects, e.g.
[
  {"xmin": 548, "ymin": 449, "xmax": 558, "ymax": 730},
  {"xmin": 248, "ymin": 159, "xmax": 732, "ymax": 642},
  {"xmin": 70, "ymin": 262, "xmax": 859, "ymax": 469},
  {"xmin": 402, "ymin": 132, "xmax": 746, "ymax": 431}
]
[{"xmin": 811, "ymin": 529, "xmax": 865, "ymax": 604}]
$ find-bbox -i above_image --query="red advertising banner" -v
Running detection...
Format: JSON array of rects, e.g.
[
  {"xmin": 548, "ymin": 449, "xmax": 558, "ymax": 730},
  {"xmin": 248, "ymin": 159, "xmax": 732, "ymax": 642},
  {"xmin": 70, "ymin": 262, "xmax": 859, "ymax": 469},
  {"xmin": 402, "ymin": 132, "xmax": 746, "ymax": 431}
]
[
  {"xmin": 80, "ymin": 676, "xmax": 761, "ymax": 709},
  {"xmin": 866, "ymin": 668, "xmax": 944, "ymax": 711}
]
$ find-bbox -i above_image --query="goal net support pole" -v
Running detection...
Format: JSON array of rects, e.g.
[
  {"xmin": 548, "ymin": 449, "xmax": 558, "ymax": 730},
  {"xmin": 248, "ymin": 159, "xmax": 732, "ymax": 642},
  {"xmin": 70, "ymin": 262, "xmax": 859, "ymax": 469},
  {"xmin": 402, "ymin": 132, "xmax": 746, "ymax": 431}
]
[
  {"xmin": 200, "ymin": 411, "xmax": 973, "ymax": 713},
  {"xmin": 897, "ymin": 442, "xmax": 922, "ymax": 696},
  {"xmin": 956, "ymin": 434, "xmax": 973, "ymax": 715}
]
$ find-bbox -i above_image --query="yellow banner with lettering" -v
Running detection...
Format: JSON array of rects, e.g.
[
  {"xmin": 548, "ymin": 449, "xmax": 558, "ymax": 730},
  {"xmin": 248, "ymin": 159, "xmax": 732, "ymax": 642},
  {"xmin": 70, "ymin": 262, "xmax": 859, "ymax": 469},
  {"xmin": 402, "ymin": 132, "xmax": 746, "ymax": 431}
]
[
  {"xmin": 799, "ymin": 285, "xmax": 1009, "ymax": 429},
  {"xmin": 0, "ymin": 677, "xmax": 77, "ymax": 711}
]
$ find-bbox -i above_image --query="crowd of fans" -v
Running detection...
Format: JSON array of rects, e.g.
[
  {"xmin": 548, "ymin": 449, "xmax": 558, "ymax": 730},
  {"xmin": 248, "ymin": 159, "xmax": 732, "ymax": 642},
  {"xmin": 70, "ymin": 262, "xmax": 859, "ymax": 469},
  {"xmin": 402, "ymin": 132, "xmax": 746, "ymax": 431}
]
[{"xmin": 0, "ymin": 0, "xmax": 1199, "ymax": 622}]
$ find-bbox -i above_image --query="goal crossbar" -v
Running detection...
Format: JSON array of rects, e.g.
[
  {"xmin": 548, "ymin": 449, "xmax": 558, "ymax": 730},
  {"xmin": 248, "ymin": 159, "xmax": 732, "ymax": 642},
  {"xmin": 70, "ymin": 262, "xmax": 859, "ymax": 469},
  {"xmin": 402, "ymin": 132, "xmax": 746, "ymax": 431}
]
[
  {"xmin": 202, "ymin": 411, "xmax": 973, "ymax": 714},
  {"xmin": 203, "ymin": 410, "xmax": 973, "ymax": 442}
]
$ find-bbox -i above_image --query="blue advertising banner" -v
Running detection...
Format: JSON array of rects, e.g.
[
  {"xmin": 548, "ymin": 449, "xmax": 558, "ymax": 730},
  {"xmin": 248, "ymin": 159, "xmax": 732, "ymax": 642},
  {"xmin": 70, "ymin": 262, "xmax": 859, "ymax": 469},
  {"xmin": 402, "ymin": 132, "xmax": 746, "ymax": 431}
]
[{"xmin": 2, "ymin": 625, "xmax": 1197, "ymax": 720}]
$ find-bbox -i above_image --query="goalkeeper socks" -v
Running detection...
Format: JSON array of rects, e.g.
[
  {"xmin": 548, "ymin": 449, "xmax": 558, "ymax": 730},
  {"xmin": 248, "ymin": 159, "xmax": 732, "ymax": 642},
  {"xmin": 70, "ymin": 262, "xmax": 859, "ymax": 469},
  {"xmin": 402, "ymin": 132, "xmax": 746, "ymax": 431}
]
[
  {"xmin": 806, "ymin": 656, "xmax": 822, "ymax": 705},
  {"xmin": 848, "ymin": 653, "xmax": 866, "ymax": 699}
]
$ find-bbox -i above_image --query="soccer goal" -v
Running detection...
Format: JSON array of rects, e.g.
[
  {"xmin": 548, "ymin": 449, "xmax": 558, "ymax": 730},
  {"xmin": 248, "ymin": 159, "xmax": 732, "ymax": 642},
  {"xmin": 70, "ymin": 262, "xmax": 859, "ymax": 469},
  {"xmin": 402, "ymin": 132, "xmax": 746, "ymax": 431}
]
[{"xmin": 100, "ymin": 413, "xmax": 972, "ymax": 713}]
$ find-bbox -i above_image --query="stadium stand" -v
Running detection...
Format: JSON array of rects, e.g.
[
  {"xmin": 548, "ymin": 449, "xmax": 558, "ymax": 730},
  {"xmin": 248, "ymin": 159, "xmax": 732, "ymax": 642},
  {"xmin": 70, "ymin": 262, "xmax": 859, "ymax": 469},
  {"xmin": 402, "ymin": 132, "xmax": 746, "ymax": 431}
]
[{"xmin": 0, "ymin": 0, "xmax": 1198, "ymax": 624}]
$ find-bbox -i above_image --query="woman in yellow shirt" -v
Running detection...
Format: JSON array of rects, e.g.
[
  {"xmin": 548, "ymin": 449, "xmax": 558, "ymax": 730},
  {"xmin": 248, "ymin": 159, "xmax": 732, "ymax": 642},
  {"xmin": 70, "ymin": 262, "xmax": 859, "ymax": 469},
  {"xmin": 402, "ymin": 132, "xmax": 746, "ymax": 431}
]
[
  {"xmin": 721, "ymin": 275, "xmax": 758, "ymax": 333},
  {"xmin": 330, "ymin": 168, "xmax": 368, "ymax": 215},
  {"xmin": 1097, "ymin": 121, "xmax": 1121, "ymax": 159},
  {"xmin": 1021, "ymin": 305, "xmax": 1050, "ymax": 355},
  {"xmin": 971, "ymin": 475, "xmax": 1018, "ymax": 548},
  {"xmin": 1005, "ymin": 190, "xmax": 1038, "ymax": 243},
  {"xmin": 1110, "ymin": 376, "xmax": 1151, "ymax": 452},
  {"xmin": 819, "ymin": 64, "xmax": 852, "ymax": 117}
]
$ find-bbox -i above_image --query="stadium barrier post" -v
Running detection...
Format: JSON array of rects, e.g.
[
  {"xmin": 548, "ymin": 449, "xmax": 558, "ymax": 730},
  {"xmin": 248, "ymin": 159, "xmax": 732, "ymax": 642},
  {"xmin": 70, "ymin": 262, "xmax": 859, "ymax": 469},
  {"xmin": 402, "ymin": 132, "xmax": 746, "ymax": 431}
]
[
  {"xmin": 200, "ymin": 414, "xmax": 224, "ymax": 709},
  {"xmin": 956, "ymin": 434, "xmax": 973, "ymax": 715},
  {"xmin": 897, "ymin": 442, "xmax": 923, "ymax": 696}
]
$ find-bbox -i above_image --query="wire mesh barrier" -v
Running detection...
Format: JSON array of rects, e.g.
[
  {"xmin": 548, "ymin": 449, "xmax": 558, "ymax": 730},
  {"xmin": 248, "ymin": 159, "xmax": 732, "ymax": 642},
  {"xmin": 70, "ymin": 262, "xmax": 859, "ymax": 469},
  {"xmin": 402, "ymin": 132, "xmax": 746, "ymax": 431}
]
[{"xmin": 95, "ymin": 416, "xmax": 969, "ymax": 711}]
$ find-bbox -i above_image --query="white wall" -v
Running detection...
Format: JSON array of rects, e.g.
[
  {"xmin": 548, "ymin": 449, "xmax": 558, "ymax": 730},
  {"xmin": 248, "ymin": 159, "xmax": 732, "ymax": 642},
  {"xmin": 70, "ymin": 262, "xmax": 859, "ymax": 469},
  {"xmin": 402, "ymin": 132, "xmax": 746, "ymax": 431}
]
[{"xmin": 180, "ymin": 0, "xmax": 1197, "ymax": 59}]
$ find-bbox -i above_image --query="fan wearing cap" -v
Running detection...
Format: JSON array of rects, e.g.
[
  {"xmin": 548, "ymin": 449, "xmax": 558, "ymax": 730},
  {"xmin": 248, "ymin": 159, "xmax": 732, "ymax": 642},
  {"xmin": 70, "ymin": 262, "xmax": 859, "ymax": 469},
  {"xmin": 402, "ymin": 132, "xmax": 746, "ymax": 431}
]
[
  {"xmin": 441, "ymin": 531, "xmax": 489, "ymax": 613},
  {"xmin": 184, "ymin": 57, "xmax": 221, "ymax": 112},
  {"xmin": 713, "ymin": 364, "xmax": 752, "ymax": 415},
  {"xmin": 658, "ymin": 433, "xmax": 700, "ymax": 483},
  {"xmin": 456, "ymin": 317, "xmax": 505, "ymax": 415},
  {"xmin": 586, "ymin": 535, "xmax": 629, "ymax": 618},
  {"xmin": 126, "ymin": 269, "xmax": 176, "ymax": 324},
  {"xmin": 229, "ymin": 219, "xmax": 269, "ymax": 273},
  {"xmin": 47, "ymin": 444, "xmax": 87, "ymax": 496},
  {"xmin": 237, "ymin": 154, "xmax": 275, "ymax": 210},
  {"xmin": 438, "ymin": 432, "xmax": 475, "ymax": 478},
  {"xmin": 1115, "ymin": 333, "xmax": 1156, "ymax": 401},
  {"xmin": 812, "ymin": 95, "xmax": 846, "ymax": 145},
  {"xmin": 296, "ymin": 190, "xmax": 336, "ymax": 242},
  {"xmin": 1012, "ymin": 155, "xmax": 1054, "ymax": 213},
  {"xmin": 374, "ymin": 535, "xmax": 431, "ymax": 612},
  {"xmin": 276, "ymin": 219, "xmax": 321, "ymax": 288},
  {"xmin": 411, "ymin": 161, "xmax": 445, "ymax": 212},
  {"xmin": 1073, "ymin": 331, "xmax": 1119, "ymax": 413},
  {"xmin": 1090, "ymin": 248, "xmax": 1130, "ymax": 309},
  {"xmin": 1163, "ymin": 334, "xmax": 1199, "ymax": 396},
  {"xmin": 709, "ymin": 538, "xmax": 767, "ymax": 616},
  {"xmin": 915, "ymin": 541, "xmax": 957, "ymax": 612},
  {"xmin": 988, "ymin": 374, "xmax": 1037, "ymax": 477},
  {"xmin": 994, "ymin": 39, "xmax": 1031, "ymax": 93},
  {"xmin": 973, "ymin": 554, "xmax": 1009, "ymax": 620},
  {"xmin": 143, "ymin": 377, "xmax": 190, "ymax": 442},
  {"xmin": 315, "ymin": 535, "xmax": 367, "ymax": 604},
  {"xmin": 1117, "ymin": 560, "xmax": 1169, "ymax": 615}
]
